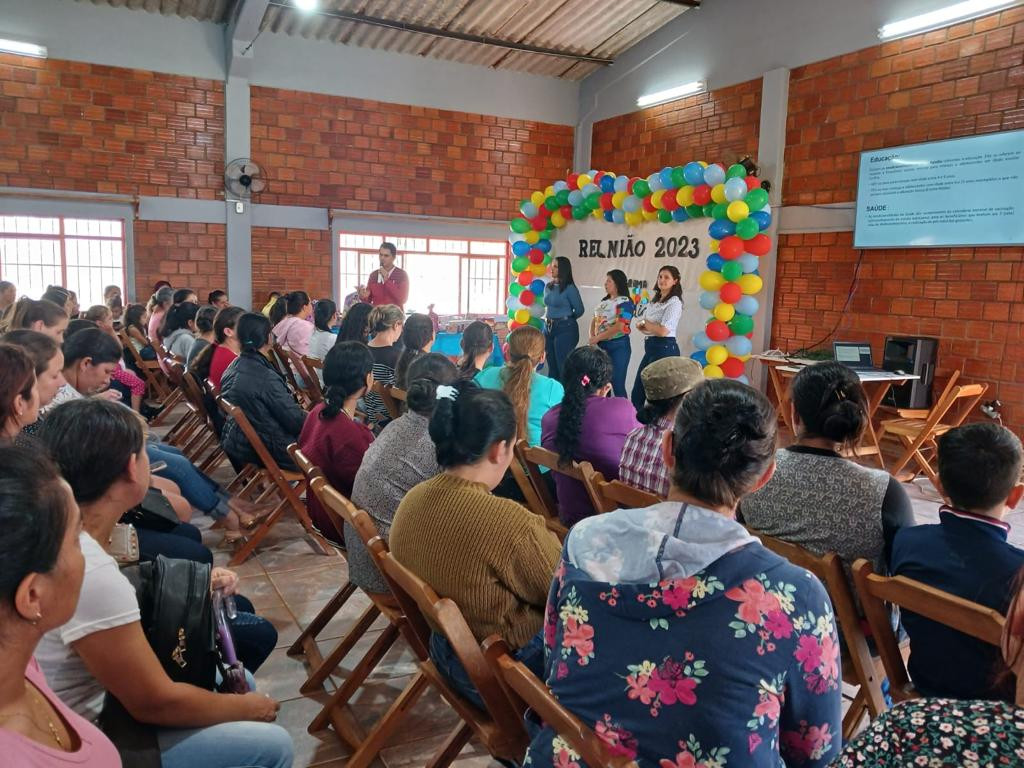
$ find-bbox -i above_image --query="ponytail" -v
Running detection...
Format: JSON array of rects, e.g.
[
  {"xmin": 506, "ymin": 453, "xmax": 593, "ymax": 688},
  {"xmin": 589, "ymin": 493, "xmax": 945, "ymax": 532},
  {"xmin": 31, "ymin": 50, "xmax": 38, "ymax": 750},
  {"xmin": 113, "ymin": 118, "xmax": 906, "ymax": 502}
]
[
  {"xmin": 501, "ymin": 325, "xmax": 545, "ymax": 440},
  {"xmin": 429, "ymin": 383, "xmax": 516, "ymax": 469},
  {"xmin": 457, "ymin": 320, "xmax": 493, "ymax": 379},
  {"xmin": 395, "ymin": 314, "xmax": 435, "ymax": 389},
  {"xmin": 553, "ymin": 346, "xmax": 612, "ymax": 466},
  {"xmin": 404, "ymin": 353, "xmax": 458, "ymax": 417}
]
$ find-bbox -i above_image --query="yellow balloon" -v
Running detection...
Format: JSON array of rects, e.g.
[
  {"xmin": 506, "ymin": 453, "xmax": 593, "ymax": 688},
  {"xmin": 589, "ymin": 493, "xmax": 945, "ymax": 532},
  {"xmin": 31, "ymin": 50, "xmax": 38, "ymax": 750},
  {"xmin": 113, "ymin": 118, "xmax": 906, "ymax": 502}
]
[
  {"xmin": 625, "ymin": 211, "xmax": 642, "ymax": 226},
  {"xmin": 577, "ymin": 174, "xmax": 592, "ymax": 189},
  {"xmin": 713, "ymin": 302, "xmax": 736, "ymax": 322},
  {"xmin": 711, "ymin": 184, "xmax": 727, "ymax": 204},
  {"xmin": 738, "ymin": 354, "xmax": 751, "ymax": 362},
  {"xmin": 545, "ymin": 185, "xmax": 555, "ymax": 197},
  {"xmin": 677, "ymin": 186, "xmax": 694, "ymax": 207},
  {"xmin": 699, "ymin": 270, "xmax": 726, "ymax": 291},
  {"xmin": 738, "ymin": 274, "xmax": 764, "ymax": 295},
  {"xmin": 706, "ymin": 345, "xmax": 728, "ymax": 366},
  {"xmin": 708, "ymin": 238, "xmax": 720, "ymax": 253},
  {"xmin": 612, "ymin": 191, "xmax": 627, "ymax": 209},
  {"xmin": 698, "ymin": 161, "xmax": 709, "ymax": 168},
  {"xmin": 528, "ymin": 263, "xmax": 545, "ymax": 276},
  {"xmin": 524, "ymin": 230, "xmax": 540, "ymax": 245},
  {"xmin": 651, "ymin": 189, "xmax": 666, "ymax": 209},
  {"xmin": 591, "ymin": 207, "xmax": 603, "ymax": 218},
  {"xmin": 550, "ymin": 211, "xmax": 566, "ymax": 228},
  {"xmin": 727, "ymin": 200, "xmax": 750, "ymax": 222},
  {"xmin": 703, "ymin": 364, "xmax": 724, "ymax": 378},
  {"xmin": 531, "ymin": 191, "xmax": 545, "ymax": 207},
  {"xmin": 515, "ymin": 309, "xmax": 530, "ymax": 324},
  {"xmin": 641, "ymin": 208, "xmax": 656, "ymax": 221}
]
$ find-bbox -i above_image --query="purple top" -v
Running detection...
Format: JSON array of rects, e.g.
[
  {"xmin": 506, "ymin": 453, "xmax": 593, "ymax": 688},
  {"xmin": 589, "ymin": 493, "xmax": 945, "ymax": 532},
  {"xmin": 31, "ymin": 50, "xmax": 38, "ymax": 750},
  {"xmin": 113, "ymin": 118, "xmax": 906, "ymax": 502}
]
[{"xmin": 541, "ymin": 396, "xmax": 640, "ymax": 527}]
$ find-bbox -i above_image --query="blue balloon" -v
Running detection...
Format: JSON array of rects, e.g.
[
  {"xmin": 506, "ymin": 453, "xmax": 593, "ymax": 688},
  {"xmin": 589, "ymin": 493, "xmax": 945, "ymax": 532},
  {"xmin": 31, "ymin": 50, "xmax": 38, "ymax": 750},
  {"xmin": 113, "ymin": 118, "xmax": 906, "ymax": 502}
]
[
  {"xmin": 611, "ymin": 208, "xmax": 625, "ymax": 224},
  {"xmin": 699, "ymin": 291, "xmax": 718, "ymax": 310},
  {"xmin": 603, "ymin": 210, "xmax": 614, "ymax": 222},
  {"xmin": 536, "ymin": 239, "xmax": 551, "ymax": 253},
  {"xmin": 623, "ymin": 195, "xmax": 641, "ymax": 213},
  {"xmin": 709, "ymin": 219, "xmax": 736, "ymax": 240},
  {"xmin": 750, "ymin": 210, "xmax": 772, "ymax": 230},
  {"xmin": 738, "ymin": 253, "xmax": 759, "ymax": 274},
  {"xmin": 520, "ymin": 201, "xmax": 538, "ymax": 219},
  {"xmin": 707, "ymin": 253, "xmax": 724, "ymax": 272},
  {"xmin": 614, "ymin": 174, "xmax": 630, "ymax": 193},
  {"xmin": 690, "ymin": 350, "xmax": 708, "ymax": 367},
  {"xmin": 587, "ymin": 169, "xmax": 598, "ymax": 179},
  {"xmin": 671, "ymin": 207, "xmax": 689, "ymax": 222},
  {"xmin": 734, "ymin": 296, "xmax": 759, "ymax": 316},
  {"xmin": 530, "ymin": 279, "xmax": 545, "ymax": 294},
  {"xmin": 683, "ymin": 162, "xmax": 705, "ymax": 186},
  {"xmin": 553, "ymin": 180, "xmax": 568, "ymax": 192},
  {"xmin": 724, "ymin": 177, "xmax": 748, "ymax": 202},
  {"xmin": 703, "ymin": 163, "xmax": 726, "ymax": 186},
  {"xmin": 692, "ymin": 332, "xmax": 712, "ymax": 351},
  {"xmin": 511, "ymin": 240, "xmax": 530, "ymax": 257},
  {"xmin": 582, "ymin": 183, "xmax": 600, "ymax": 198},
  {"xmin": 659, "ymin": 167, "xmax": 675, "ymax": 189},
  {"xmin": 600, "ymin": 175, "xmax": 616, "ymax": 193},
  {"xmin": 736, "ymin": 374, "xmax": 751, "ymax": 385},
  {"xmin": 647, "ymin": 173, "xmax": 664, "ymax": 192},
  {"xmin": 568, "ymin": 189, "xmax": 584, "ymax": 206},
  {"xmin": 726, "ymin": 335, "xmax": 752, "ymax": 357}
]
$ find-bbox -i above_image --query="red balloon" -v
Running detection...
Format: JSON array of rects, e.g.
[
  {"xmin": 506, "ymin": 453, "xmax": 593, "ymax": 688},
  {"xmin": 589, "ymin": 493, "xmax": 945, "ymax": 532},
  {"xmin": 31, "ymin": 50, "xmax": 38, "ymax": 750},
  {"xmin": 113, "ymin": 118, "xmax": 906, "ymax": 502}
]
[
  {"xmin": 693, "ymin": 184, "xmax": 712, "ymax": 205},
  {"xmin": 642, "ymin": 196, "xmax": 656, "ymax": 213},
  {"xmin": 530, "ymin": 214, "xmax": 548, "ymax": 231},
  {"xmin": 519, "ymin": 290, "xmax": 535, "ymax": 306},
  {"xmin": 722, "ymin": 357, "xmax": 745, "ymax": 378},
  {"xmin": 662, "ymin": 193, "xmax": 680, "ymax": 211},
  {"xmin": 747, "ymin": 233, "xmax": 772, "ymax": 256},
  {"xmin": 720, "ymin": 282, "xmax": 742, "ymax": 304},
  {"xmin": 719, "ymin": 236, "xmax": 744, "ymax": 260},
  {"xmin": 560, "ymin": 204, "xmax": 573, "ymax": 220},
  {"xmin": 528, "ymin": 249, "xmax": 545, "ymax": 264},
  {"xmin": 567, "ymin": 173, "xmax": 580, "ymax": 190},
  {"xmin": 509, "ymin": 320, "xmax": 524, "ymax": 330},
  {"xmin": 517, "ymin": 271, "xmax": 533, "ymax": 286},
  {"xmin": 628, "ymin": 177, "xmax": 641, "ymax": 194},
  {"xmin": 706, "ymin": 320, "xmax": 730, "ymax": 342},
  {"xmin": 592, "ymin": 172, "xmax": 605, "ymax": 186},
  {"xmin": 745, "ymin": 176, "xmax": 761, "ymax": 191},
  {"xmin": 600, "ymin": 192, "xmax": 614, "ymax": 211}
]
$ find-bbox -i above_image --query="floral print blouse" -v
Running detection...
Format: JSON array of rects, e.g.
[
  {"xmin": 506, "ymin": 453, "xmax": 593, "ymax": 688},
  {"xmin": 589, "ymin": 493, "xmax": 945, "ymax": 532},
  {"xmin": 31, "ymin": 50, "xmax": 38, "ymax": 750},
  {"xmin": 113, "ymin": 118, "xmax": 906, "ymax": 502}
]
[{"xmin": 523, "ymin": 502, "xmax": 842, "ymax": 768}]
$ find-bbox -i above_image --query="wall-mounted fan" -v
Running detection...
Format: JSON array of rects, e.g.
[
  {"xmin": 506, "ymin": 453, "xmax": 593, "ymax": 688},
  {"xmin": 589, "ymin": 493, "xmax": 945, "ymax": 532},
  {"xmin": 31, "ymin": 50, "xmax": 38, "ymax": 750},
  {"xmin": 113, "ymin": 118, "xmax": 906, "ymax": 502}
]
[{"xmin": 225, "ymin": 158, "xmax": 266, "ymax": 198}]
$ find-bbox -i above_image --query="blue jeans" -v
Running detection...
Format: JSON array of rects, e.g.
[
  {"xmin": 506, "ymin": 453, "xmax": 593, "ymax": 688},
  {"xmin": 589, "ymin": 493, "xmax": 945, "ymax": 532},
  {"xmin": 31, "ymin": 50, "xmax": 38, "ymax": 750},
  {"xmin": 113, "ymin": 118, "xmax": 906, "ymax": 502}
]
[
  {"xmin": 136, "ymin": 523, "xmax": 212, "ymax": 565},
  {"xmin": 630, "ymin": 337, "xmax": 680, "ymax": 412},
  {"xmin": 231, "ymin": 595, "xmax": 277, "ymax": 674},
  {"xmin": 544, "ymin": 318, "xmax": 578, "ymax": 383},
  {"xmin": 429, "ymin": 630, "xmax": 545, "ymax": 712},
  {"xmin": 157, "ymin": 720, "xmax": 293, "ymax": 768},
  {"xmin": 598, "ymin": 336, "xmax": 631, "ymax": 398},
  {"xmin": 147, "ymin": 443, "xmax": 231, "ymax": 520}
]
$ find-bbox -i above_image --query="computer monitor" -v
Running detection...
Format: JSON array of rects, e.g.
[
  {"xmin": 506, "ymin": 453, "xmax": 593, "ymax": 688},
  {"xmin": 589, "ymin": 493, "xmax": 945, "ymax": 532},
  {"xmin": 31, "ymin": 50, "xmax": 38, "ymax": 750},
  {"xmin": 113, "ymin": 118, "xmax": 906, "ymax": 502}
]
[{"xmin": 833, "ymin": 341, "xmax": 874, "ymax": 370}]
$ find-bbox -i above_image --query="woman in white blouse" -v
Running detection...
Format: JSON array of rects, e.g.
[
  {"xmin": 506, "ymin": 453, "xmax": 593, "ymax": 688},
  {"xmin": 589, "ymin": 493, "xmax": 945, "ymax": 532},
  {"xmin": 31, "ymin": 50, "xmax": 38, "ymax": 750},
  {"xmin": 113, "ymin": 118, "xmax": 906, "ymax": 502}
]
[{"xmin": 630, "ymin": 265, "xmax": 683, "ymax": 411}]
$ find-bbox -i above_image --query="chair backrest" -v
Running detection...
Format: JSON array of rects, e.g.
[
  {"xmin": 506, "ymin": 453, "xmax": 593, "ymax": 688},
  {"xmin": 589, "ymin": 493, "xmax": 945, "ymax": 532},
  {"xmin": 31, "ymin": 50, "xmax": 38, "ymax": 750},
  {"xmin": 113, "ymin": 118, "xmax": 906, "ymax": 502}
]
[
  {"xmin": 165, "ymin": 357, "xmax": 186, "ymax": 387},
  {"xmin": 751, "ymin": 533, "xmax": 886, "ymax": 716},
  {"xmin": 371, "ymin": 382, "xmax": 402, "ymax": 420},
  {"xmin": 288, "ymin": 444, "xmax": 325, "ymax": 486},
  {"xmin": 514, "ymin": 441, "xmax": 606, "ymax": 520},
  {"xmin": 365, "ymin": 536, "xmax": 431, "ymax": 659},
  {"xmin": 180, "ymin": 369, "xmax": 214, "ymax": 424},
  {"xmin": 315, "ymin": 480, "xmax": 382, "ymax": 553},
  {"xmin": 852, "ymin": 558, "xmax": 1006, "ymax": 699},
  {"xmin": 301, "ymin": 355, "xmax": 325, "ymax": 404},
  {"xmin": 390, "ymin": 386, "xmax": 407, "ymax": 403},
  {"xmin": 922, "ymin": 370, "xmax": 987, "ymax": 430},
  {"xmin": 594, "ymin": 478, "xmax": 663, "ymax": 513},
  {"xmin": 482, "ymin": 637, "xmax": 639, "ymax": 768},
  {"xmin": 217, "ymin": 395, "xmax": 288, "ymax": 480},
  {"xmin": 269, "ymin": 343, "xmax": 303, "ymax": 395}
]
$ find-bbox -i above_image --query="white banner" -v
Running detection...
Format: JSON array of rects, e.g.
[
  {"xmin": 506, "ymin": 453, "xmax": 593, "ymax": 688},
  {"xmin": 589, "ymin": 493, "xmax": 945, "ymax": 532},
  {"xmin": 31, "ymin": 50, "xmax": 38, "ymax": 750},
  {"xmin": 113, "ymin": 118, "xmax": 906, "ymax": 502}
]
[{"xmin": 559, "ymin": 217, "xmax": 706, "ymax": 386}]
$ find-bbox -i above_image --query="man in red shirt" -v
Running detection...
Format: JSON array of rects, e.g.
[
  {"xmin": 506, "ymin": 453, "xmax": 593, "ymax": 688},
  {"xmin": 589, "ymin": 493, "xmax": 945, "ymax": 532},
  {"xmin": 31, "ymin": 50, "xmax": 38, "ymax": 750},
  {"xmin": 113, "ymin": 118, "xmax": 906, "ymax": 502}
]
[{"xmin": 359, "ymin": 241, "xmax": 409, "ymax": 309}]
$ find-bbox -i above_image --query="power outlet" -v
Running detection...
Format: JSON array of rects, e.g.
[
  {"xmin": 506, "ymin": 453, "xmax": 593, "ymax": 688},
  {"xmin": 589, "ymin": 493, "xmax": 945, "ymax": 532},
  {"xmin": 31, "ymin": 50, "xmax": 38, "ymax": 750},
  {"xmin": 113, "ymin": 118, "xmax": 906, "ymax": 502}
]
[{"xmin": 235, "ymin": 201, "xmax": 244, "ymax": 214}]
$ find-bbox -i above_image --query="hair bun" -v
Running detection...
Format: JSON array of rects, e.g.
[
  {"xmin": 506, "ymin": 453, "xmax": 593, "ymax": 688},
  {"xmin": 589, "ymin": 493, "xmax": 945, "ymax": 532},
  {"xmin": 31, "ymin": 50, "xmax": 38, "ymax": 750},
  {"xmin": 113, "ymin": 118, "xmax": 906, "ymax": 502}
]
[{"xmin": 819, "ymin": 399, "xmax": 867, "ymax": 443}]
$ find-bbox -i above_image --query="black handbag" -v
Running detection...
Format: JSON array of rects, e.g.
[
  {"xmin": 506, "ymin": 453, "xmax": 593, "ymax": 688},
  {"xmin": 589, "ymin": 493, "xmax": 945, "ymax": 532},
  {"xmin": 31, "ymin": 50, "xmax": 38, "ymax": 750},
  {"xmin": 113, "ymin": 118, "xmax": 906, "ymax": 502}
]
[{"xmin": 120, "ymin": 488, "xmax": 180, "ymax": 533}]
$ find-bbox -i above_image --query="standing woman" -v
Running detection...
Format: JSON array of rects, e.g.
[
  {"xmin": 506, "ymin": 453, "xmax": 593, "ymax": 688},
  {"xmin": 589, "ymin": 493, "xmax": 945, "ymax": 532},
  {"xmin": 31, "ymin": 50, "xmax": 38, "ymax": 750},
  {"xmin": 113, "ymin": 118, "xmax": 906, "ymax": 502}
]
[
  {"xmin": 543, "ymin": 256, "xmax": 583, "ymax": 382},
  {"xmin": 630, "ymin": 265, "xmax": 683, "ymax": 412},
  {"xmin": 588, "ymin": 269, "xmax": 634, "ymax": 398}
]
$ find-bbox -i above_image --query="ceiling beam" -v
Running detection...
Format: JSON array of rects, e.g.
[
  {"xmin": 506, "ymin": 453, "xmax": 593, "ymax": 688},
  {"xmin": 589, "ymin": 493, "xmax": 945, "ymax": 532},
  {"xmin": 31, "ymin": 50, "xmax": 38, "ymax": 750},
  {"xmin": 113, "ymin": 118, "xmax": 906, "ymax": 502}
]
[
  {"xmin": 226, "ymin": 0, "xmax": 272, "ymax": 78},
  {"xmin": 265, "ymin": 1, "xmax": 614, "ymax": 65}
]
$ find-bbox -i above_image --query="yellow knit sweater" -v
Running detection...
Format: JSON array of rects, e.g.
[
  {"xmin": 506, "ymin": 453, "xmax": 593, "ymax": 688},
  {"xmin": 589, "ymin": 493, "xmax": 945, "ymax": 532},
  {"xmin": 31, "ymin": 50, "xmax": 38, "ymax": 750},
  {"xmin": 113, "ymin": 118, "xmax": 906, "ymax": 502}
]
[{"xmin": 390, "ymin": 472, "xmax": 562, "ymax": 649}]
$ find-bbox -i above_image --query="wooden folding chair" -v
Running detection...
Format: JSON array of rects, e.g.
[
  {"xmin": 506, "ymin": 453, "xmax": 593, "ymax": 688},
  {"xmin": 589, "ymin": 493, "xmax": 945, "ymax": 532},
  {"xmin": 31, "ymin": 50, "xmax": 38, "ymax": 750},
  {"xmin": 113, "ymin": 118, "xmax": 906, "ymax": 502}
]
[
  {"xmin": 160, "ymin": 358, "xmax": 209, "ymax": 448},
  {"xmin": 216, "ymin": 396, "xmax": 332, "ymax": 565},
  {"xmin": 118, "ymin": 329, "xmax": 175, "ymax": 409},
  {"xmin": 593, "ymin": 478, "xmax": 663, "ymax": 513},
  {"xmin": 879, "ymin": 372, "xmax": 988, "ymax": 488},
  {"xmin": 172, "ymin": 367, "xmax": 226, "ymax": 473},
  {"xmin": 512, "ymin": 441, "xmax": 605, "ymax": 536},
  {"xmin": 268, "ymin": 343, "xmax": 312, "ymax": 409},
  {"xmin": 852, "ymin": 558, "xmax": 1005, "ymax": 704},
  {"xmin": 390, "ymin": 386, "xmax": 406, "ymax": 404},
  {"xmin": 750, "ymin": 534, "xmax": 885, "ymax": 739},
  {"xmin": 482, "ymin": 636, "xmax": 639, "ymax": 768},
  {"xmin": 301, "ymin": 355, "xmax": 325, "ymax": 404},
  {"xmin": 378, "ymin": 549, "xmax": 531, "ymax": 765},
  {"xmin": 371, "ymin": 382, "xmax": 402, "ymax": 420}
]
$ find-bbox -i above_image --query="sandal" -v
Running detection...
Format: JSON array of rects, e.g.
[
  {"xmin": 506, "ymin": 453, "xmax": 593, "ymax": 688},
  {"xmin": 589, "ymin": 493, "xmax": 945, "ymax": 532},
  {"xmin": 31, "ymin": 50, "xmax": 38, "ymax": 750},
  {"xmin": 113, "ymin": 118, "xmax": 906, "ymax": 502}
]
[{"xmin": 218, "ymin": 531, "xmax": 247, "ymax": 550}]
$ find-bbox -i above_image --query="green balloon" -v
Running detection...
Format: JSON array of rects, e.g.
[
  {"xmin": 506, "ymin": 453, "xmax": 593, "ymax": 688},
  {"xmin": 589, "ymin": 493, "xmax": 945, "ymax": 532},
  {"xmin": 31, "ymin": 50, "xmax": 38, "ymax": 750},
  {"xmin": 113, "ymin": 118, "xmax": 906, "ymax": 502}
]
[
  {"xmin": 510, "ymin": 283, "xmax": 524, "ymax": 296},
  {"xmin": 702, "ymin": 203, "xmax": 716, "ymax": 218},
  {"xmin": 726, "ymin": 163, "xmax": 747, "ymax": 180},
  {"xmin": 671, "ymin": 166, "xmax": 687, "ymax": 187},
  {"xmin": 712, "ymin": 202, "xmax": 729, "ymax": 220},
  {"xmin": 745, "ymin": 188, "xmax": 768, "ymax": 210},
  {"xmin": 721, "ymin": 261, "xmax": 743, "ymax": 282},
  {"xmin": 729, "ymin": 313, "xmax": 754, "ymax": 336},
  {"xmin": 511, "ymin": 218, "xmax": 530, "ymax": 234},
  {"xmin": 555, "ymin": 189, "xmax": 571, "ymax": 206},
  {"xmin": 542, "ymin": 254, "xmax": 553, "ymax": 265},
  {"xmin": 633, "ymin": 179, "xmax": 651, "ymax": 198},
  {"xmin": 511, "ymin": 256, "xmax": 529, "ymax": 273},
  {"xmin": 572, "ymin": 205, "xmax": 588, "ymax": 220},
  {"xmin": 686, "ymin": 204, "xmax": 704, "ymax": 219},
  {"xmin": 528, "ymin": 317, "xmax": 544, "ymax": 329},
  {"xmin": 658, "ymin": 209, "xmax": 673, "ymax": 223},
  {"xmin": 544, "ymin": 196, "xmax": 559, "ymax": 212},
  {"xmin": 542, "ymin": 228, "xmax": 554, "ymax": 240},
  {"xmin": 585, "ymin": 192, "xmax": 602, "ymax": 210},
  {"xmin": 508, "ymin": 309, "xmax": 516, "ymax": 320},
  {"xmin": 735, "ymin": 218, "xmax": 759, "ymax": 240}
]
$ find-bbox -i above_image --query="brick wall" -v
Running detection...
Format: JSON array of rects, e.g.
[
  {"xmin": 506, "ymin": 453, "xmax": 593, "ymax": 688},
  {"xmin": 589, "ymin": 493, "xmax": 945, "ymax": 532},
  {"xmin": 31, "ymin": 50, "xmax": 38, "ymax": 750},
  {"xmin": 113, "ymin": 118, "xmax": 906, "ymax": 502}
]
[
  {"xmin": 772, "ymin": 6, "xmax": 1024, "ymax": 431},
  {"xmin": 251, "ymin": 227, "xmax": 332, "ymax": 304},
  {"xmin": 590, "ymin": 78, "xmax": 762, "ymax": 173},
  {"xmin": 133, "ymin": 221, "xmax": 227, "ymax": 302},
  {"xmin": 250, "ymin": 87, "xmax": 574, "ymax": 218}
]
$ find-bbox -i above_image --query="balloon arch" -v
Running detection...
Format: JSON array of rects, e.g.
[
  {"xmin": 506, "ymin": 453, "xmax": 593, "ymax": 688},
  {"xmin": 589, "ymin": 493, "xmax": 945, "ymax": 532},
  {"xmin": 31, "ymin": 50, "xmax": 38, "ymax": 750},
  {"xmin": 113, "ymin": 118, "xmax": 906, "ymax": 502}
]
[{"xmin": 506, "ymin": 162, "xmax": 771, "ymax": 382}]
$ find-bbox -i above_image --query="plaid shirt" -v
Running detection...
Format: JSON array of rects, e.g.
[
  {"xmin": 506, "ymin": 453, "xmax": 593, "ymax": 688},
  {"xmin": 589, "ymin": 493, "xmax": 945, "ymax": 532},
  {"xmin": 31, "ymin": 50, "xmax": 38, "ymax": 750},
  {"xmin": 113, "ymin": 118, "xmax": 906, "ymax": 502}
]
[{"xmin": 618, "ymin": 416, "xmax": 672, "ymax": 498}]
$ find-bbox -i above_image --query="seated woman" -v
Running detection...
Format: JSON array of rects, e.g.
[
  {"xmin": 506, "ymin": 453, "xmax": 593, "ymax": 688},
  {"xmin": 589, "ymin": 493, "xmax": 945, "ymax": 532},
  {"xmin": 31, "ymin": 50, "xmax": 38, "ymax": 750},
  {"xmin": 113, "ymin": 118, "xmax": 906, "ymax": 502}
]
[
  {"xmin": 10, "ymin": 298, "xmax": 69, "ymax": 343},
  {"xmin": 394, "ymin": 313, "xmax": 435, "ymax": 389},
  {"xmin": 187, "ymin": 305, "xmax": 218, "ymax": 367},
  {"xmin": 75, "ymin": 311, "xmax": 148, "ymax": 414},
  {"xmin": 0, "ymin": 445, "xmax": 121, "ymax": 765},
  {"xmin": 0, "ymin": 343, "xmax": 40, "ymax": 442},
  {"xmin": 1, "ymin": 330, "xmax": 65, "ymax": 439},
  {"xmin": 619, "ymin": 357, "xmax": 704, "ymax": 497},
  {"xmin": 34, "ymin": 408, "xmax": 292, "ymax": 768},
  {"xmin": 123, "ymin": 303, "xmax": 156, "ymax": 363},
  {"xmin": 220, "ymin": 312, "xmax": 306, "ymax": 472},
  {"xmin": 348, "ymin": 353, "xmax": 457, "ymax": 595},
  {"xmin": 740, "ymin": 361, "xmax": 914, "ymax": 573},
  {"xmin": 270, "ymin": 291, "xmax": 313, "ymax": 357},
  {"xmin": 456, "ymin": 320, "xmax": 493, "ymax": 380},
  {"xmin": 337, "ymin": 302, "xmax": 372, "ymax": 345},
  {"xmin": 308, "ymin": 298, "xmax": 339, "ymax": 363},
  {"xmin": 147, "ymin": 286, "xmax": 174, "ymax": 347},
  {"xmin": 363, "ymin": 304, "xmax": 404, "ymax": 430},
  {"xmin": 525, "ymin": 379, "xmax": 842, "ymax": 768},
  {"xmin": 192, "ymin": 305, "xmax": 245, "ymax": 392},
  {"xmin": 390, "ymin": 383, "xmax": 562, "ymax": 709},
  {"xmin": 160, "ymin": 302, "xmax": 201, "ymax": 361},
  {"xmin": 298, "ymin": 341, "xmax": 375, "ymax": 545},
  {"xmin": 541, "ymin": 346, "xmax": 639, "ymax": 527},
  {"xmin": 39, "ymin": 399, "xmax": 278, "ymax": 673}
]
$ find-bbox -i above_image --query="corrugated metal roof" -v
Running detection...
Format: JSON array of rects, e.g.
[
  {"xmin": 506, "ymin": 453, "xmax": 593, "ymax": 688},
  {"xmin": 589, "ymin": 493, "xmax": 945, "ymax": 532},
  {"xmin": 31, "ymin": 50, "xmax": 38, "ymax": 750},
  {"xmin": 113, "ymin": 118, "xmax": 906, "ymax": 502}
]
[{"xmin": 74, "ymin": 0, "xmax": 691, "ymax": 80}]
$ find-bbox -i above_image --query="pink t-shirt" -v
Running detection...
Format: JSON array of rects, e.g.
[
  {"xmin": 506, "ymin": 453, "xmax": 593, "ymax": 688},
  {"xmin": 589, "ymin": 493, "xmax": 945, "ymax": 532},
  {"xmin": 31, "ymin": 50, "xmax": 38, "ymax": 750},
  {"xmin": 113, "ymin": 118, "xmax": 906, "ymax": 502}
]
[
  {"xmin": 0, "ymin": 658, "xmax": 121, "ymax": 767},
  {"xmin": 272, "ymin": 315, "xmax": 313, "ymax": 357}
]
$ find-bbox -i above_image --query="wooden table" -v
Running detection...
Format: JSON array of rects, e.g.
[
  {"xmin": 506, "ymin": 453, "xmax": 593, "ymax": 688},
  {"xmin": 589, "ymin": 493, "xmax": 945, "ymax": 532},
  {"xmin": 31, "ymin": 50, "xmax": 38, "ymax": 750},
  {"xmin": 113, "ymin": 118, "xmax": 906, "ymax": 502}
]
[{"xmin": 756, "ymin": 355, "xmax": 920, "ymax": 465}]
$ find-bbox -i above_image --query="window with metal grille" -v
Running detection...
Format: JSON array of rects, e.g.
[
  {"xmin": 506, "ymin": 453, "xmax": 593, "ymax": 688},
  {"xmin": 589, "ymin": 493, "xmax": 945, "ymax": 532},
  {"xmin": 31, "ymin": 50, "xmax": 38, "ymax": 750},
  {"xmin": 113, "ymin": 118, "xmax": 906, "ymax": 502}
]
[
  {"xmin": 0, "ymin": 215, "xmax": 126, "ymax": 308},
  {"xmin": 338, "ymin": 232, "xmax": 508, "ymax": 316}
]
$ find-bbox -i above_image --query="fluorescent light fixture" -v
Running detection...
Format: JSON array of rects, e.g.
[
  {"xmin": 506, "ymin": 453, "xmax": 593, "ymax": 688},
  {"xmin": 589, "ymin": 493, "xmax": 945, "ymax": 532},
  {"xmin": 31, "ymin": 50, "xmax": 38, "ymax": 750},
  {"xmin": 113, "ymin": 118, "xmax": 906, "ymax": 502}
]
[
  {"xmin": 293, "ymin": 0, "xmax": 318, "ymax": 11},
  {"xmin": 636, "ymin": 80, "xmax": 705, "ymax": 108},
  {"xmin": 0, "ymin": 38, "xmax": 47, "ymax": 58},
  {"xmin": 879, "ymin": 0, "xmax": 1022, "ymax": 39}
]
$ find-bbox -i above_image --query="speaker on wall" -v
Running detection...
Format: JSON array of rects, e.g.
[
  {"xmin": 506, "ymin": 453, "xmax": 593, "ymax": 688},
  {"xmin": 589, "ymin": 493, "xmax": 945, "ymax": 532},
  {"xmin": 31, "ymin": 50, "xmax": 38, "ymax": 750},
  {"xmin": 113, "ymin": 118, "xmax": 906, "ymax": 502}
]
[{"xmin": 882, "ymin": 336, "xmax": 937, "ymax": 409}]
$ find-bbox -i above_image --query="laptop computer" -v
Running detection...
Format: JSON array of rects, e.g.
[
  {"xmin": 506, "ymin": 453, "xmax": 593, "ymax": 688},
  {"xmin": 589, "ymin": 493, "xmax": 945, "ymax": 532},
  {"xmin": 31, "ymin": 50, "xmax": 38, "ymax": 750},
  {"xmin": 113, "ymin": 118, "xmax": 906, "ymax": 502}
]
[{"xmin": 833, "ymin": 341, "xmax": 884, "ymax": 373}]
